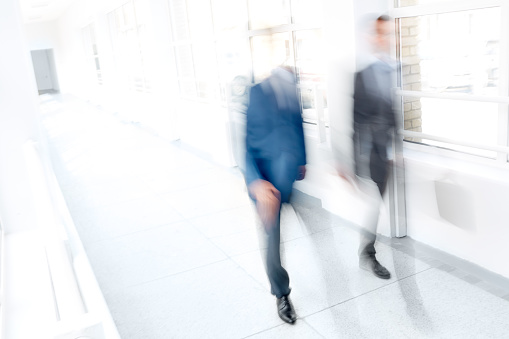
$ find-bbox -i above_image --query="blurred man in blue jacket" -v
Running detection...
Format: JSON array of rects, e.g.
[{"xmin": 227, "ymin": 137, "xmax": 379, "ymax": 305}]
[{"xmin": 244, "ymin": 65, "xmax": 306, "ymax": 324}]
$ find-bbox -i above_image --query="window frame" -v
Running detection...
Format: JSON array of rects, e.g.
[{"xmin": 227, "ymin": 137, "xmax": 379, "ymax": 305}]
[{"xmin": 82, "ymin": 23, "xmax": 103, "ymax": 86}]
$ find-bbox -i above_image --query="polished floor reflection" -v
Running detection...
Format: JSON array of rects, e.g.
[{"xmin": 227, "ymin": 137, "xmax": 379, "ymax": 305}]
[{"xmin": 40, "ymin": 95, "xmax": 509, "ymax": 338}]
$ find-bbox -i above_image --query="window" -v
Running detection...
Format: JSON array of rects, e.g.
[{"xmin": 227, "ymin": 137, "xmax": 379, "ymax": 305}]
[
  {"xmin": 108, "ymin": 0, "xmax": 151, "ymax": 93},
  {"xmin": 165, "ymin": 0, "xmax": 327, "ymax": 132},
  {"xmin": 394, "ymin": 1, "xmax": 509, "ymax": 162},
  {"xmin": 167, "ymin": 0, "xmax": 220, "ymax": 100},
  {"xmin": 247, "ymin": 0, "xmax": 290, "ymax": 30},
  {"xmin": 247, "ymin": 1, "xmax": 327, "ymax": 125},
  {"xmin": 82, "ymin": 23, "xmax": 102, "ymax": 85}
]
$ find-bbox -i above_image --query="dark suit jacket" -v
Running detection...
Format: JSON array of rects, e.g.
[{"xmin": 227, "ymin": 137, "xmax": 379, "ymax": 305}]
[
  {"xmin": 244, "ymin": 77, "xmax": 306, "ymax": 202},
  {"xmin": 353, "ymin": 61, "xmax": 397, "ymax": 193}
]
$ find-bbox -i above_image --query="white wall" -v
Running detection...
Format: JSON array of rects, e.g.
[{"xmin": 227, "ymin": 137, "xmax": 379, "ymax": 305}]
[
  {"xmin": 404, "ymin": 148, "xmax": 509, "ymax": 279},
  {"xmin": 24, "ymin": 21, "xmax": 61, "ymax": 51}
]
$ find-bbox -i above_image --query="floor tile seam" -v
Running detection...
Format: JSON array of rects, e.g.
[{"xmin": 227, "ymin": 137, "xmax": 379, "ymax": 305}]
[
  {"xmin": 299, "ymin": 266, "xmax": 435, "ymax": 319},
  {"xmin": 138, "ymin": 175, "xmax": 241, "ymax": 196},
  {"xmin": 387, "ymin": 237, "xmax": 509, "ymax": 295},
  {"xmin": 82, "ymin": 218, "xmax": 192, "ymax": 248},
  {"xmin": 184, "ymin": 214, "xmax": 274, "ymax": 295},
  {"xmin": 277, "ymin": 223, "xmax": 352, "ymax": 247},
  {"xmin": 199, "ymin": 228, "xmax": 258, "ymax": 241},
  {"xmin": 301, "ymin": 318, "xmax": 328, "ymax": 339},
  {"xmin": 184, "ymin": 212, "xmax": 237, "ymax": 261},
  {"xmin": 293, "ymin": 218, "xmax": 439, "ymax": 269},
  {"xmin": 186, "ymin": 219, "xmax": 251, "ymax": 241},
  {"xmin": 239, "ymin": 318, "xmax": 326, "ymax": 339},
  {"xmin": 69, "ymin": 191, "xmax": 188, "ymax": 220},
  {"xmin": 228, "ymin": 256, "xmax": 272, "ymax": 297},
  {"xmin": 184, "ymin": 204, "xmax": 255, "ymax": 223},
  {"xmin": 154, "ymin": 198, "xmax": 252, "ymax": 221},
  {"xmin": 409, "ymin": 266, "xmax": 509, "ymax": 301},
  {"xmin": 121, "ymin": 257, "xmax": 233, "ymax": 290}
]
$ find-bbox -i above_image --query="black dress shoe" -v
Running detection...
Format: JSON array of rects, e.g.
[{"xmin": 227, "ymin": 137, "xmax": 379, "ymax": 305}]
[
  {"xmin": 359, "ymin": 257, "xmax": 391, "ymax": 279},
  {"xmin": 276, "ymin": 295, "xmax": 297, "ymax": 324}
]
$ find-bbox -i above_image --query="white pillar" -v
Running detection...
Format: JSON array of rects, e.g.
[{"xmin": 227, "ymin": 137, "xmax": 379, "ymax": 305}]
[{"xmin": 0, "ymin": 0, "xmax": 42, "ymax": 234}]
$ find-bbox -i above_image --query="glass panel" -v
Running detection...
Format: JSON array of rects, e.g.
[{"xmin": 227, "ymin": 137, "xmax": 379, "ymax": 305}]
[
  {"xmin": 211, "ymin": 0, "xmax": 248, "ymax": 34},
  {"xmin": 174, "ymin": 45, "xmax": 195, "ymax": 79},
  {"xmin": 133, "ymin": 0, "xmax": 149, "ymax": 25},
  {"xmin": 291, "ymin": 0, "xmax": 324, "ymax": 25},
  {"xmin": 400, "ymin": 8, "xmax": 500, "ymax": 96},
  {"xmin": 403, "ymin": 96, "xmax": 499, "ymax": 158},
  {"xmin": 179, "ymin": 80, "xmax": 197, "ymax": 97},
  {"xmin": 123, "ymin": 1, "xmax": 136, "ymax": 27},
  {"xmin": 193, "ymin": 43, "xmax": 218, "ymax": 99},
  {"xmin": 294, "ymin": 29, "xmax": 325, "ymax": 84},
  {"xmin": 169, "ymin": 0, "xmax": 190, "ymax": 41},
  {"xmin": 250, "ymin": 32, "xmax": 294, "ymax": 82},
  {"xmin": 247, "ymin": 0, "xmax": 290, "ymax": 30},
  {"xmin": 186, "ymin": 0, "xmax": 214, "ymax": 40},
  {"xmin": 216, "ymin": 38, "xmax": 251, "ymax": 83},
  {"xmin": 196, "ymin": 81, "xmax": 216, "ymax": 99}
]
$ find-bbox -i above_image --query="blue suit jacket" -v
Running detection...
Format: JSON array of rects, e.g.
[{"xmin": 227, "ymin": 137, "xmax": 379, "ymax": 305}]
[{"xmin": 244, "ymin": 78, "xmax": 306, "ymax": 201}]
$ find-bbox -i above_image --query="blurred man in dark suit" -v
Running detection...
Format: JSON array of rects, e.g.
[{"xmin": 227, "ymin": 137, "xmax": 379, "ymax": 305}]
[
  {"xmin": 338, "ymin": 15, "xmax": 397, "ymax": 280},
  {"xmin": 353, "ymin": 15, "xmax": 396, "ymax": 279},
  {"xmin": 244, "ymin": 65, "xmax": 306, "ymax": 324}
]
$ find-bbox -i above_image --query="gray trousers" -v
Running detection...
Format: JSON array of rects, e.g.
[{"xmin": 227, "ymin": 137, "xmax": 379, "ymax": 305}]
[{"xmin": 354, "ymin": 123, "xmax": 391, "ymax": 258}]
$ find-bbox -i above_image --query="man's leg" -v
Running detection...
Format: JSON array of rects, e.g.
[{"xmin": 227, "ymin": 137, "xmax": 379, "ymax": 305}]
[
  {"xmin": 356, "ymin": 176, "xmax": 391, "ymax": 279},
  {"xmin": 265, "ymin": 208, "xmax": 290, "ymax": 298},
  {"xmin": 260, "ymin": 206, "xmax": 297, "ymax": 324},
  {"xmin": 257, "ymin": 156, "xmax": 298, "ymax": 323}
]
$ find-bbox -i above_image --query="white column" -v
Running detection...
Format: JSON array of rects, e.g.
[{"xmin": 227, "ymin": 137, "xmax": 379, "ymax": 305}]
[{"xmin": 0, "ymin": 0, "xmax": 41, "ymax": 234}]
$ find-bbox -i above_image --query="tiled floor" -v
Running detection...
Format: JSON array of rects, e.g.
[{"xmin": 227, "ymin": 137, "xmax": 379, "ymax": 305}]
[{"xmin": 40, "ymin": 95, "xmax": 509, "ymax": 338}]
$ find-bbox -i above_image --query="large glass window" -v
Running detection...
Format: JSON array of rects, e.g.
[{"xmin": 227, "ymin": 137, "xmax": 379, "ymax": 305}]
[
  {"xmin": 167, "ymin": 0, "xmax": 220, "ymax": 100},
  {"xmin": 247, "ymin": 1, "xmax": 327, "ymax": 125},
  {"xmin": 250, "ymin": 32, "xmax": 294, "ymax": 82},
  {"xmin": 400, "ymin": 8, "xmax": 500, "ymax": 96},
  {"xmin": 396, "ymin": 3, "xmax": 508, "ymax": 161},
  {"xmin": 211, "ymin": 0, "xmax": 248, "ymax": 35},
  {"xmin": 165, "ymin": 0, "xmax": 327, "ymax": 130},
  {"xmin": 294, "ymin": 29, "xmax": 327, "ymax": 121},
  {"xmin": 247, "ymin": 0, "xmax": 290, "ymax": 30},
  {"xmin": 291, "ymin": 0, "xmax": 324, "ymax": 25}
]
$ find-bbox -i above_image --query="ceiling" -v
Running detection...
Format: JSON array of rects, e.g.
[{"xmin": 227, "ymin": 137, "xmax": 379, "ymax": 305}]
[{"xmin": 18, "ymin": 0, "xmax": 76, "ymax": 24}]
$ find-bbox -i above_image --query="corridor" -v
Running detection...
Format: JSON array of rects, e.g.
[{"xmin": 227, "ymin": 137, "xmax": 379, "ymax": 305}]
[{"xmin": 41, "ymin": 94, "xmax": 509, "ymax": 338}]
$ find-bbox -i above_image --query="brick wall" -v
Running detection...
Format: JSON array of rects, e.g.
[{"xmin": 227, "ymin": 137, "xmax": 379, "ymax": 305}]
[{"xmin": 400, "ymin": 12, "xmax": 422, "ymax": 142}]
